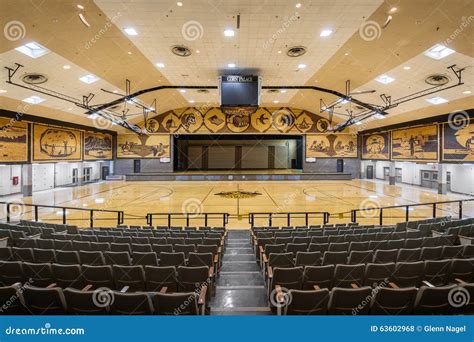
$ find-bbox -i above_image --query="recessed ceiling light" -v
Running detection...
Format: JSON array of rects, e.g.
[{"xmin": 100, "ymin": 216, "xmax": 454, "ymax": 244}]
[
  {"xmin": 95, "ymin": 198, "xmax": 105, "ymax": 204},
  {"xmin": 426, "ymin": 96, "xmax": 448, "ymax": 105},
  {"xmin": 280, "ymin": 90, "xmax": 287, "ymax": 93},
  {"xmin": 344, "ymin": 52, "xmax": 349, "ymax": 56},
  {"xmin": 403, "ymin": 66, "xmax": 411, "ymax": 70},
  {"xmin": 224, "ymin": 29, "xmax": 235, "ymax": 37},
  {"xmin": 463, "ymin": 90, "xmax": 471, "ymax": 95},
  {"xmin": 179, "ymin": 89, "xmax": 186, "ymax": 93},
  {"xmin": 295, "ymin": 3, "xmax": 302, "ymax": 8},
  {"xmin": 177, "ymin": 1, "xmax": 183, "ymax": 6},
  {"xmin": 374, "ymin": 113, "xmax": 386, "ymax": 119},
  {"xmin": 196, "ymin": 50, "xmax": 200, "ymax": 53},
  {"xmin": 113, "ymin": 90, "xmax": 118, "ymax": 93},
  {"xmin": 156, "ymin": 63, "xmax": 165, "ymax": 68},
  {"xmin": 389, "ymin": 7, "xmax": 397, "ymax": 13},
  {"xmin": 127, "ymin": 51, "xmax": 132, "ymax": 55},
  {"xmin": 63, "ymin": 65, "xmax": 71, "ymax": 70},
  {"xmin": 0, "ymin": 89, "xmax": 7, "ymax": 94},
  {"xmin": 227, "ymin": 63, "xmax": 236, "ymax": 68},
  {"xmin": 124, "ymin": 27, "xmax": 138, "ymax": 36},
  {"xmin": 22, "ymin": 95, "xmax": 45, "ymax": 104},
  {"xmin": 320, "ymin": 29, "xmax": 333, "ymax": 37},
  {"xmin": 189, "ymin": 100, "xmax": 195, "ymax": 103},
  {"xmin": 297, "ymin": 64, "xmax": 307, "ymax": 69},
  {"xmin": 277, "ymin": 50, "xmax": 282, "ymax": 54},
  {"xmin": 423, "ymin": 44, "xmax": 455, "ymax": 60},
  {"xmin": 273, "ymin": 100, "xmax": 279, "ymax": 104},
  {"xmin": 77, "ymin": 4, "xmax": 84, "ymax": 9},
  {"xmin": 15, "ymin": 41, "xmax": 50, "ymax": 59},
  {"xmin": 79, "ymin": 74, "xmax": 99, "ymax": 84},
  {"xmin": 355, "ymin": 121, "xmax": 362, "ymax": 125},
  {"xmin": 375, "ymin": 75, "xmax": 395, "ymax": 84}
]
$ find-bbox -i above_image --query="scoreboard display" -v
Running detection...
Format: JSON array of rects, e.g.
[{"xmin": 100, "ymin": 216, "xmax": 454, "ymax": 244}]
[{"xmin": 219, "ymin": 75, "xmax": 261, "ymax": 107}]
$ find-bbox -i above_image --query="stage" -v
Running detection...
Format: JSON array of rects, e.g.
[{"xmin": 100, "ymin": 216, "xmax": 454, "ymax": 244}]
[{"xmin": 122, "ymin": 170, "xmax": 353, "ymax": 181}]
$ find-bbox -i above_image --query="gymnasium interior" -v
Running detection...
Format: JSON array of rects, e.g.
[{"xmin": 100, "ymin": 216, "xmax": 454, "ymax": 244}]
[{"xmin": 0, "ymin": 0, "xmax": 473, "ymax": 320}]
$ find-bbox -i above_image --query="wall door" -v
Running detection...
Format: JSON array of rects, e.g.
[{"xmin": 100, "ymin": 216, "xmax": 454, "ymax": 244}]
[
  {"xmin": 72, "ymin": 168, "xmax": 78, "ymax": 184},
  {"xmin": 421, "ymin": 170, "xmax": 438, "ymax": 189},
  {"xmin": 83, "ymin": 167, "xmax": 92, "ymax": 183},
  {"xmin": 133, "ymin": 160, "xmax": 141, "ymax": 173},
  {"xmin": 101, "ymin": 166, "xmax": 110, "ymax": 180},
  {"xmin": 383, "ymin": 167, "xmax": 390, "ymax": 180},
  {"xmin": 336, "ymin": 159, "xmax": 344, "ymax": 173},
  {"xmin": 447, "ymin": 171, "xmax": 451, "ymax": 192},
  {"xmin": 395, "ymin": 168, "xmax": 402, "ymax": 183},
  {"xmin": 366, "ymin": 165, "xmax": 374, "ymax": 179}
]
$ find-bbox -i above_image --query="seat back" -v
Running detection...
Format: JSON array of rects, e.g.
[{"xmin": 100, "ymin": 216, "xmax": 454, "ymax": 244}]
[
  {"xmin": 152, "ymin": 292, "xmax": 199, "ymax": 315},
  {"xmin": 328, "ymin": 287, "xmax": 373, "ymax": 315},
  {"xmin": 295, "ymin": 252, "xmax": 321, "ymax": 267},
  {"xmin": 64, "ymin": 288, "xmax": 108, "ymax": 315},
  {"xmin": 52, "ymin": 263, "xmax": 83, "ymax": 289},
  {"xmin": 303, "ymin": 265, "xmax": 334, "ymax": 290},
  {"xmin": 370, "ymin": 287, "xmax": 417, "ymax": 315},
  {"xmin": 23, "ymin": 286, "xmax": 67, "ymax": 315},
  {"xmin": 285, "ymin": 289, "xmax": 330, "ymax": 315},
  {"xmin": 159, "ymin": 252, "xmax": 186, "ymax": 267},
  {"xmin": 414, "ymin": 285, "xmax": 457, "ymax": 314},
  {"xmin": 110, "ymin": 292, "xmax": 153, "ymax": 315},
  {"xmin": 144, "ymin": 266, "xmax": 177, "ymax": 292},
  {"xmin": 333, "ymin": 264, "xmax": 365, "ymax": 288},
  {"xmin": 113, "ymin": 265, "xmax": 145, "ymax": 291}
]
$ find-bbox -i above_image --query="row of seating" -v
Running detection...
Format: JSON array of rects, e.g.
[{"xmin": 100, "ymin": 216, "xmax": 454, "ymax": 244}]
[
  {"xmin": 262, "ymin": 245, "xmax": 474, "ymax": 269},
  {"xmin": 0, "ymin": 283, "xmax": 207, "ymax": 315},
  {"xmin": 0, "ymin": 261, "xmax": 215, "ymax": 295},
  {"xmin": 279, "ymin": 282, "xmax": 473, "ymax": 315},
  {"xmin": 44, "ymin": 234, "xmax": 224, "ymax": 245},
  {"xmin": 267, "ymin": 258, "xmax": 473, "ymax": 291}
]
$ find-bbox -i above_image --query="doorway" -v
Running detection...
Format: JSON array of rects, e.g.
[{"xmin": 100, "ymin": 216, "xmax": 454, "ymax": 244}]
[
  {"xmin": 366, "ymin": 165, "xmax": 374, "ymax": 179},
  {"xmin": 72, "ymin": 168, "xmax": 78, "ymax": 184},
  {"xmin": 420, "ymin": 170, "xmax": 438, "ymax": 189}
]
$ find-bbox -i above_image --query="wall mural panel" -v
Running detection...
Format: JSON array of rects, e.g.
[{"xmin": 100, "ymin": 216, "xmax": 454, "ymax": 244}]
[
  {"xmin": 306, "ymin": 134, "xmax": 358, "ymax": 158},
  {"xmin": 361, "ymin": 132, "xmax": 390, "ymax": 160},
  {"xmin": 143, "ymin": 107, "xmax": 334, "ymax": 134},
  {"xmin": 0, "ymin": 118, "xmax": 28, "ymax": 162},
  {"xmin": 391, "ymin": 125, "xmax": 438, "ymax": 161},
  {"xmin": 84, "ymin": 132, "xmax": 113, "ymax": 160},
  {"xmin": 32, "ymin": 124, "xmax": 82, "ymax": 161},
  {"xmin": 442, "ymin": 121, "xmax": 474, "ymax": 162},
  {"xmin": 117, "ymin": 134, "xmax": 170, "ymax": 159}
]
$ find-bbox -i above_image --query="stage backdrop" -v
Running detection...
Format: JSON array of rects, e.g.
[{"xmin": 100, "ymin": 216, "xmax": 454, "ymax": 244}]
[
  {"xmin": 32, "ymin": 124, "xmax": 82, "ymax": 162},
  {"xmin": 442, "ymin": 120, "xmax": 474, "ymax": 162},
  {"xmin": 306, "ymin": 134, "xmax": 358, "ymax": 158},
  {"xmin": 117, "ymin": 134, "xmax": 170, "ymax": 159},
  {"xmin": 361, "ymin": 132, "xmax": 390, "ymax": 160},
  {"xmin": 0, "ymin": 117, "xmax": 28, "ymax": 163},
  {"xmin": 142, "ymin": 107, "xmax": 333, "ymax": 134},
  {"xmin": 391, "ymin": 124, "xmax": 438, "ymax": 162},
  {"xmin": 84, "ymin": 131, "xmax": 113, "ymax": 160}
]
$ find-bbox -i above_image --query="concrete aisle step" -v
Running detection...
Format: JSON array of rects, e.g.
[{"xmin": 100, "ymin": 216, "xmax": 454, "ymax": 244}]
[{"xmin": 210, "ymin": 230, "xmax": 271, "ymax": 316}]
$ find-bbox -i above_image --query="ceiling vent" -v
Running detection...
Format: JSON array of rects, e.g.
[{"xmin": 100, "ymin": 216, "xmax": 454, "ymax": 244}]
[
  {"xmin": 171, "ymin": 45, "xmax": 192, "ymax": 57},
  {"xmin": 425, "ymin": 74, "xmax": 450, "ymax": 86},
  {"xmin": 22, "ymin": 73, "xmax": 48, "ymax": 85},
  {"xmin": 287, "ymin": 46, "xmax": 307, "ymax": 57}
]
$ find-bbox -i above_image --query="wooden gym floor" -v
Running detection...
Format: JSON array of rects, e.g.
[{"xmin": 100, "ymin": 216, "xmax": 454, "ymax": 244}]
[{"xmin": 1, "ymin": 179, "xmax": 473, "ymax": 228}]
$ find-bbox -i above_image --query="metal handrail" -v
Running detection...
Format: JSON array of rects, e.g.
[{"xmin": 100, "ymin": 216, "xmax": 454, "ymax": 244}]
[
  {"xmin": 0, "ymin": 201, "xmax": 124, "ymax": 228},
  {"xmin": 349, "ymin": 198, "xmax": 474, "ymax": 225},
  {"xmin": 249, "ymin": 211, "xmax": 330, "ymax": 227},
  {"xmin": 146, "ymin": 212, "xmax": 230, "ymax": 227}
]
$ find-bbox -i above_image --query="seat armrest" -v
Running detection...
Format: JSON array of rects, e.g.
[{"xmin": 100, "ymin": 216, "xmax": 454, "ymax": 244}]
[
  {"xmin": 209, "ymin": 266, "xmax": 214, "ymax": 278},
  {"xmin": 267, "ymin": 266, "xmax": 273, "ymax": 279},
  {"xmin": 350, "ymin": 283, "xmax": 359, "ymax": 289},
  {"xmin": 213, "ymin": 254, "xmax": 219, "ymax": 264},
  {"xmin": 46, "ymin": 283, "xmax": 57, "ymax": 288},
  {"xmin": 262, "ymin": 254, "xmax": 268, "ymax": 263},
  {"xmin": 388, "ymin": 282, "xmax": 399, "ymax": 289},
  {"xmin": 313, "ymin": 285, "xmax": 321, "ymax": 290},
  {"xmin": 160, "ymin": 286, "xmax": 168, "ymax": 293},
  {"xmin": 274, "ymin": 285, "xmax": 285, "ymax": 304},
  {"xmin": 82, "ymin": 284, "xmax": 93, "ymax": 291},
  {"xmin": 198, "ymin": 285, "xmax": 208, "ymax": 305},
  {"xmin": 421, "ymin": 280, "xmax": 435, "ymax": 288},
  {"xmin": 454, "ymin": 278, "xmax": 466, "ymax": 285},
  {"xmin": 120, "ymin": 286, "xmax": 130, "ymax": 293}
]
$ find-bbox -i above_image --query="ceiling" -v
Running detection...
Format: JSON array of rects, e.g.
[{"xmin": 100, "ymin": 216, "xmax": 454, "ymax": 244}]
[{"xmin": 0, "ymin": 0, "xmax": 472, "ymax": 133}]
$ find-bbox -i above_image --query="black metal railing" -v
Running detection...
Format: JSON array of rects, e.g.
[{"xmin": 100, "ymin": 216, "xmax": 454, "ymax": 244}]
[
  {"xmin": 350, "ymin": 198, "xmax": 474, "ymax": 225},
  {"xmin": 0, "ymin": 201, "xmax": 124, "ymax": 228},
  {"xmin": 249, "ymin": 211, "xmax": 330, "ymax": 227},
  {"xmin": 146, "ymin": 212, "xmax": 230, "ymax": 227}
]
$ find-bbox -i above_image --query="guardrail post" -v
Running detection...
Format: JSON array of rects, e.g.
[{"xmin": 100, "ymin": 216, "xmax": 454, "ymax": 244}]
[
  {"xmin": 305, "ymin": 213, "xmax": 308, "ymax": 226},
  {"xmin": 62, "ymin": 208, "xmax": 67, "ymax": 224},
  {"xmin": 6, "ymin": 203, "xmax": 10, "ymax": 223},
  {"xmin": 250, "ymin": 214, "xmax": 254, "ymax": 227},
  {"xmin": 405, "ymin": 206, "xmax": 409, "ymax": 222},
  {"xmin": 379, "ymin": 208, "xmax": 383, "ymax": 226},
  {"xmin": 432, "ymin": 203, "xmax": 436, "ymax": 218},
  {"xmin": 167, "ymin": 214, "xmax": 171, "ymax": 228},
  {"xmin": 90, "ymin": 210, "xmax": 94, "ymax": 228},
  {"xmin": 324, "ymin": 213, "xmax": 330, "ymax": 225},
  {"xmin": 186, "ymin": 213, "xmax": 190, "ymax": 227},
  {"xmin": 459, "ymin": 201, "xmax": 463, "ymax": 219},
  {"xmin": 204, "ymin": 214, "xmax": 208, "ymax": 227},
  {"xmin": 269, "ymin": 213, "xmax": 272, "ymax": 227},
  {"xmin": 351, "ymin": 210, "xmax": 356, "ymax": 223},
  {"xmin": 287, "ymin": 213, "xmax": 290, "ymax": 227},
  {"xmin": 34, "ymin": 206, "xmax": 39, "ymax": 222}
]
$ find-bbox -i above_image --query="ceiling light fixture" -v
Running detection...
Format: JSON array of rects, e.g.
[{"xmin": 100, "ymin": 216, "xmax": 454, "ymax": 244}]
[
  {"xmin": 189, "ymin": 100, "xmax": 195, "ymax": 103},
  {"xmin": 280, "ymin": 90, "xmax": 287, "ymax": 93},
  {"xmin": 156, "ymin": 63, "xmax": 165, "ymax": 68},
  {"xmin": 177, "ymin": 1, "xmax": 183, "ymax": 6},
  {"xmin": 426, "ymin": 96, "xmax": 448, "ymax": 105},
  {"xmin": 124, "ymin": 27, "xmax": 138, "ymax": 36},
  {"xmin": 179, "ymin": 89, "xmax": 186, "ymax": 93},
  {"xmin": 273, "ymin": 100, "xmax": 279, "ymax": 104},
  {"xmin": 320, "ymin": 29, "xmax": 333, "ymax": 37},
  {"xmin": 389, "ymin": 7, "xmax": 397, "ymax": 13},
  {"xmin": 22, "ymin": 95, "xmax": 45, "ymax": 104},
  {"xmin": 63, "ymin": 65, "xmax": 71, "ymax": 70},
  {"xmin": 423, "ymin": 44, "xmax": 455, "ymax": 60},
  {"xmin": 79, "ymin": 74, "xmax": 99, "ymax": 84},
  {"xmin": 375, "ymin": 74, "xmax": 395, "ymax": 84},
  {"xmin": 297, "ymin": 63, "xmax": 307, "ymax": 69},
  {"xmin": 295, "ymin": 3, "xmax": 302, "ymax": 8},
  {"xmin": 0, "ymin": 90, "xmax": 7, "ymax": 93},
  {"xmin": 403, "ymin": 66, "xmax": 411, "ymax": 70},
  {"xmin": 224, "ymin": 29, "xmax": 235, "ymax": 37},
  {"xmin": 77, "ymin": 4, "xmax": 84, "ymax": 9},
  {"xmin": 462, "ymin": 90, "xmax": 471, "ymax": 95},
  {"xmin": 15, "ymin": 42, "xmax": 50, "ymax": 59},
  {"xmin": 227, "ymin": 63, "xmax": 236, "ymax": 68}
]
